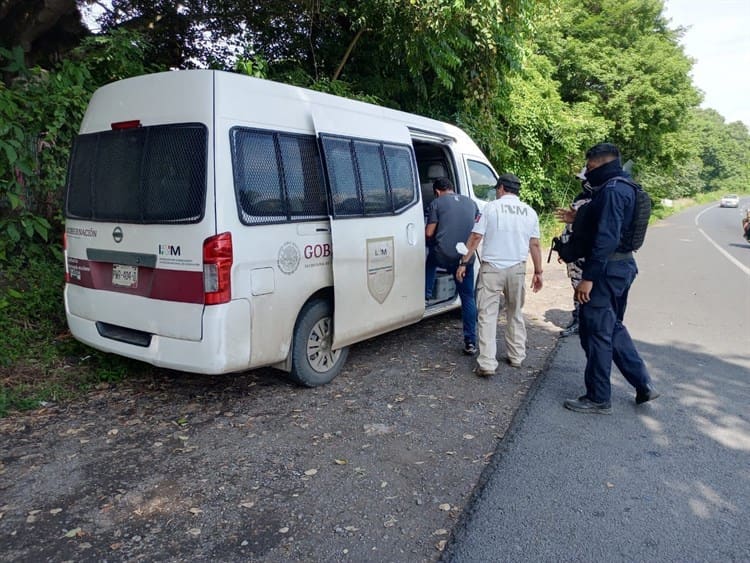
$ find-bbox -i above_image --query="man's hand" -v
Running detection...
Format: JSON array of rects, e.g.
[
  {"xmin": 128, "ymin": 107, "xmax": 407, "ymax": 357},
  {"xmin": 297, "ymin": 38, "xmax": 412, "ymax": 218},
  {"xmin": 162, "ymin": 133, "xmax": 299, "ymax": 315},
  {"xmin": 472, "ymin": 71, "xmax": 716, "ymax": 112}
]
[
  {"xmin": 531, "ymin": 273, "xmax": 543, "ymax": 293},
  {"xmin": 554, "ymin": 207, "xmax": 576, "ymax": 224},
  {"xmin": 455, "ymin": 266, "xmax": 467, "ymax": 282},
  {"xmin": 575, "ymin": 280, "xmax": 593, "ymax": 303}
]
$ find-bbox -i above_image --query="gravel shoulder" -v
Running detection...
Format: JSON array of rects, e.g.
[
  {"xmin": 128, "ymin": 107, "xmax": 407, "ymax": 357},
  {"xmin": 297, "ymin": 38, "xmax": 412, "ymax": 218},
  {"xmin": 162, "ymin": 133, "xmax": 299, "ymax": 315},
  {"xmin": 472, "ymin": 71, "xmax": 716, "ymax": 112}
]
[{"xmin": 0, "ymin": 257, "xmax": 573, "ymax": 562}]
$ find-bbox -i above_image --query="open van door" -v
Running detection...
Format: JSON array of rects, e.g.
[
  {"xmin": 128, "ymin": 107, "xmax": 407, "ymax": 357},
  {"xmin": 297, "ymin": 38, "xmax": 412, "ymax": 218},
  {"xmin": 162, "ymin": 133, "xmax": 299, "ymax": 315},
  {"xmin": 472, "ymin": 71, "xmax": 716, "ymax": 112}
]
[{"xmin": 313, "ymin": 108, "xmax": 425, "ymax": 349}]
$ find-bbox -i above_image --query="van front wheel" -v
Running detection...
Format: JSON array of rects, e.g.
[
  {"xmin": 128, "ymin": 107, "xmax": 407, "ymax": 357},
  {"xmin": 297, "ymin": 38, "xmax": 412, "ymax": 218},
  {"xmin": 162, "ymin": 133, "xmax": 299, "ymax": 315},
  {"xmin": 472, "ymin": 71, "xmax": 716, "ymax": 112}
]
[{"xmin": 289, "ymin": 299, "xmax": 349, "ymax": 387}]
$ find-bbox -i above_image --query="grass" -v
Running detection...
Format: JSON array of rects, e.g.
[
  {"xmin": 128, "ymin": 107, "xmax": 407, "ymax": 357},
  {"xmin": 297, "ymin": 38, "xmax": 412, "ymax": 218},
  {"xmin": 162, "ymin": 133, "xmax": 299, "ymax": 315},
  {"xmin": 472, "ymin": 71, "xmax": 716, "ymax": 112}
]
[{"xmin": 0, "ymin": 247, "xmax": 139, "ymax": 417}]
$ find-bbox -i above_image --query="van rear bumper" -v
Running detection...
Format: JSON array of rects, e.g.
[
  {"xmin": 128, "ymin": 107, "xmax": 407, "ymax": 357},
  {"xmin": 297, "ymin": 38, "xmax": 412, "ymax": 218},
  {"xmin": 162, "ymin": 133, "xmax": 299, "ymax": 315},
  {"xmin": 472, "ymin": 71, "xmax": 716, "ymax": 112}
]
[{"xmin": 65, "ymin": 299, "xmax": 252, "ymax": 374}]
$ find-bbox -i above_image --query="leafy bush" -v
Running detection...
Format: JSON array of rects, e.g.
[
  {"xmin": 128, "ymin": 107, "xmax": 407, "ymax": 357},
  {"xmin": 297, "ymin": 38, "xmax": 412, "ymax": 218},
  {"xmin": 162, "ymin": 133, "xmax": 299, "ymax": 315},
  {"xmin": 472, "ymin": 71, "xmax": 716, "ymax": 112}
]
[
  {"xmin": 0, "ymin": 29, "xmax": 161, "ymax": 262},
  {"xmin": 0, "ymin": 30, "xmax": 162, "ymax": 416}
]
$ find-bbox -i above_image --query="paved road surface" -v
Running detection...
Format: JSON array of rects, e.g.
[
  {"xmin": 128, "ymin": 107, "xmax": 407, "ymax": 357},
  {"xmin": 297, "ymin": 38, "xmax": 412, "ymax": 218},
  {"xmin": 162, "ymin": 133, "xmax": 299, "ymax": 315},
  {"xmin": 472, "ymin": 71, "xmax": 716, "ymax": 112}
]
[{"xmin": 446, "ymin": 201, "xmax": 750, "ymax": 562}]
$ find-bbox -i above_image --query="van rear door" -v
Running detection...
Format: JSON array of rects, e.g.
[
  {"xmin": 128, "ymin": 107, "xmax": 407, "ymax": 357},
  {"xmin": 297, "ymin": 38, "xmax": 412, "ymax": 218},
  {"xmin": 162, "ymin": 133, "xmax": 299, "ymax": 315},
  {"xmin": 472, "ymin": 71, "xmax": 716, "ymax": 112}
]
[
  {"xmin": 64, "ymin": 70, "xmax": 215, "ymax": 344},
  {"xmin": 313, "ymin": 108, "xmax": 425, "ymax": 348}
]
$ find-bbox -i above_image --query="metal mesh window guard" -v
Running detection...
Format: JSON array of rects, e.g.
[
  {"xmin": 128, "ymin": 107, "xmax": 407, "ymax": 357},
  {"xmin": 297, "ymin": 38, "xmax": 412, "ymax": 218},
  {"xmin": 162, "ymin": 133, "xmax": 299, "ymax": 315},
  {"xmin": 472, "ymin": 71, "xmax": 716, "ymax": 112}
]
[
  {"xmin": 231, "ymin": 128, "xmax": 327, "ymax": 224},
  {"xmin": 322, "ymin": 137, "xmax": 362, "ymax": 216},
  {"xmin": 65, "ymin": 124, "xmax": 207, "ymax": 224},
  {"xmin": 278, "ymin": 135, "xmax": 327, "ymax": 218},
  {"xmin": 384, "ymin": 144, "xmax": 417, "ymax": 211},
  {"xmin": 354, "ymin": 140, "xmax": 390, "ymax": 215},
  {"xmin": 321, "ymin": 136, "xmax": 417, "ymax": 218}
]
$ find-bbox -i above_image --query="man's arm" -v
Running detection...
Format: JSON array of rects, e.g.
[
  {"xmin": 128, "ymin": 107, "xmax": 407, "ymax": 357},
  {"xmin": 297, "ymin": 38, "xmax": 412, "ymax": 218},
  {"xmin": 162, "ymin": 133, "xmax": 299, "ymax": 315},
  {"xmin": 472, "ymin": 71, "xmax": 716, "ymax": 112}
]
[
  {"xmin": 425, "ymin": 222, "xmax": 437, "ymax": 239},
  {"xmin": 529, "ymin": 237, "xmax": 543, "ymax": 292},
  {"xmin": 455, "ymin": 232, "xmax": 483, "ymax": 282}
]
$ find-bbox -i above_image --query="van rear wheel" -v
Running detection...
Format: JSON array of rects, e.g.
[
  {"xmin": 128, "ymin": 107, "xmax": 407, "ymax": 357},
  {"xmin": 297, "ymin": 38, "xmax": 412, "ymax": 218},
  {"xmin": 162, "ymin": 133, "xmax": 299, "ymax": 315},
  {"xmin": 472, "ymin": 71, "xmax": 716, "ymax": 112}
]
[{"xmin": 289, "ymin": 299, "xmax": 349, "ymax": 387}]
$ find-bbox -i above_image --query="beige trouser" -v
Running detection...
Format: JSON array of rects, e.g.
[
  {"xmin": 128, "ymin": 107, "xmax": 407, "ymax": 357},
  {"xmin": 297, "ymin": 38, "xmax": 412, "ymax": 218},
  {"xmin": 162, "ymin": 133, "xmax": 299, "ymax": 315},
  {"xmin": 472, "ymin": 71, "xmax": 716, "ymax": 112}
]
[{"xmin": 476, "ymin": 261, "xmax": 527, "ymax": 371}]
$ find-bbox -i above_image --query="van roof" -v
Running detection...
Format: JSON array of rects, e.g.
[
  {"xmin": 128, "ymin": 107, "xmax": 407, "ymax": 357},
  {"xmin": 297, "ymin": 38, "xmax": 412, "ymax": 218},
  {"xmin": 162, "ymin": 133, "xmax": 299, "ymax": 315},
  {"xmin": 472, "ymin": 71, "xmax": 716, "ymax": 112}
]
[{"xmin": 91, "ymin": 70, "xmax": 478, "ymax": 149}]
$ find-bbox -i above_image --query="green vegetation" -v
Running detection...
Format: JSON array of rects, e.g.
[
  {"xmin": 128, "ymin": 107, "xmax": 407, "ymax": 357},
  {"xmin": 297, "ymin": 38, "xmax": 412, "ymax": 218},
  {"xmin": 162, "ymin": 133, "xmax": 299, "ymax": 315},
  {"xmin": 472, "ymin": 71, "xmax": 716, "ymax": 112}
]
[{"xmin": 1, "ymin": 0, "xmax": 749, "ymax": 415}]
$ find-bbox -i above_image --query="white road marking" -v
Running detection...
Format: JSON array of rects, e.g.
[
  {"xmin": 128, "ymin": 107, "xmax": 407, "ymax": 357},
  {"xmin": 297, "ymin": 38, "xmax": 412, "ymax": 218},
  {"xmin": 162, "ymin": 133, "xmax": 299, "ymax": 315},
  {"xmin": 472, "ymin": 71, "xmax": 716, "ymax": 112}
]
[{"xmin": 694, "ymin": 205, "xmax": 750, "ymax": 277}]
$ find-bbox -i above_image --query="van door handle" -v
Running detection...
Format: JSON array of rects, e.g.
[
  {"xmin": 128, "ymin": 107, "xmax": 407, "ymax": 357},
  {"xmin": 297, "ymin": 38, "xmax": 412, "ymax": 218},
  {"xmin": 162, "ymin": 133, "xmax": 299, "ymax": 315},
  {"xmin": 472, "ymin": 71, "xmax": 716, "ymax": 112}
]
[{"xmin": 406, "ymin": 223, "xmax": 417, "ymax": 246}]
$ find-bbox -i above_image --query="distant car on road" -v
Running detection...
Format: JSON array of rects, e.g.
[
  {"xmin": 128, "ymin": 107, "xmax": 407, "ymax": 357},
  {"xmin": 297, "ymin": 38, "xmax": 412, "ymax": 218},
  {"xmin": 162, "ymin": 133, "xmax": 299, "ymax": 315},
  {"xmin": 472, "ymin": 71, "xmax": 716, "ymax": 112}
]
[{"xmin": 720, "ymin": 194, "xmax": 740, "ymax": 208}]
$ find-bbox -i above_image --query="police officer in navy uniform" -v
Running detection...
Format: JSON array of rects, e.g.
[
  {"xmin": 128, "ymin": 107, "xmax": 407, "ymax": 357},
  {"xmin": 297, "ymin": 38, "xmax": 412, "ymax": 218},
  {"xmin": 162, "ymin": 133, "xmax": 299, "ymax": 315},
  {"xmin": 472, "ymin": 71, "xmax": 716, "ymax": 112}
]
[{"xmin": 563, "ymin": 143, "xmax": 659, "ymax": 414}]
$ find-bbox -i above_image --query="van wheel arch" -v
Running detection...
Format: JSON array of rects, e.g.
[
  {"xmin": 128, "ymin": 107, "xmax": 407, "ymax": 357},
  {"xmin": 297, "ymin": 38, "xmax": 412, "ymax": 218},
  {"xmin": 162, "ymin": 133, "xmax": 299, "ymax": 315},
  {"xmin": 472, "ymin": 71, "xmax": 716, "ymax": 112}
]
[{"xmin": 288, "ymin": 296, "xmax": 349, "ymax": 387}]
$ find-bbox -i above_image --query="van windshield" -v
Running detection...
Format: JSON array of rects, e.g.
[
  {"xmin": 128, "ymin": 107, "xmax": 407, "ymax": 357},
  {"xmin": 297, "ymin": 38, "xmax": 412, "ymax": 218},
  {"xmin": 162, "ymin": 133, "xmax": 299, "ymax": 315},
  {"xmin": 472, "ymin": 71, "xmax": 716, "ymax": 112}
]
[{"xmin": 65, "ymin": 123, "xmax": 208, "ymax": 224}]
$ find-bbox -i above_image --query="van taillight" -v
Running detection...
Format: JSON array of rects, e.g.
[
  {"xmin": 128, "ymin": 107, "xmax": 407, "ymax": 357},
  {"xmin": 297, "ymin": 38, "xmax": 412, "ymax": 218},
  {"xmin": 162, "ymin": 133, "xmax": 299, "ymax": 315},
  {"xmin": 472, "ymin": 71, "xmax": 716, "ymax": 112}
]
[
  {"xmin": 111, "ymin": 119, "xmax": 141, "ymax": 130},
  {"xmin": 63, "ymin": 232, "xmax": 69, "ymax": 283},
  {"xmin": 203, "ymin": 232, "xmax": 233, "ymax": 305}
]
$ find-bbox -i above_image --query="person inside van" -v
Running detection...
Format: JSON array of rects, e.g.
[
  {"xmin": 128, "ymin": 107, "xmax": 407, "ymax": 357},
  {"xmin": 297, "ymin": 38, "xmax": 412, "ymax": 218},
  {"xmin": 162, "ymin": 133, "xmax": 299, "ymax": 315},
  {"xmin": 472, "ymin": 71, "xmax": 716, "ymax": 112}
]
[{"xmin": 425, "ymin": 177, "xmax": 480, "ymax": 355}]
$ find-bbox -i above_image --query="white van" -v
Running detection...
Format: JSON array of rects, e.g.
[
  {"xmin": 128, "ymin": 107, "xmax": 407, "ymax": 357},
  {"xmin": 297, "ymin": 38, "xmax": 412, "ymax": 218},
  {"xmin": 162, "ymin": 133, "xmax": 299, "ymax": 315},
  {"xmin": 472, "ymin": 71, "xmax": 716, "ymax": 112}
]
[{"xmin": 63, "ymin": 70, "xmax": 498, "ymax": 386}]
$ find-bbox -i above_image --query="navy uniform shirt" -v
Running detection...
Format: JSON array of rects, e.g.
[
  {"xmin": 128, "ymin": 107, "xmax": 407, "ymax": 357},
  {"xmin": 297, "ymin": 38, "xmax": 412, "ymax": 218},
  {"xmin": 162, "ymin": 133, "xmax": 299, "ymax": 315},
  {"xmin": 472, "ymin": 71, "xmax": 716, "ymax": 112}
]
[{"xmin": 581, "ymin": 178, "xmax": 636, "ymax": 282}]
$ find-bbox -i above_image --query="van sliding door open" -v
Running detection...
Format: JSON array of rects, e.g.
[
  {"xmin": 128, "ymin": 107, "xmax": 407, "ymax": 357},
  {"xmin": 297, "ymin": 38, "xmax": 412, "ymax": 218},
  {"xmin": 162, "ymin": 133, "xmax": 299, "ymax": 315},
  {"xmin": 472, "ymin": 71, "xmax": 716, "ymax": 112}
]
[{"xmin": 313, "ymin": 109, "xmax": 425, "ymax": 349}]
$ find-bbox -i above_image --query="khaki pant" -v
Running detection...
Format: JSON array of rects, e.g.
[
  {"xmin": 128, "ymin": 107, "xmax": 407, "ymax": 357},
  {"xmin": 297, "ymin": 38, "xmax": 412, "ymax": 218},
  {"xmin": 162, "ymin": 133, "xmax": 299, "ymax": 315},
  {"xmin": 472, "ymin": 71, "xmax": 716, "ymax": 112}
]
[{"xmin": 476, "ymin": 261, "xmax": 527, "ymax": 371}]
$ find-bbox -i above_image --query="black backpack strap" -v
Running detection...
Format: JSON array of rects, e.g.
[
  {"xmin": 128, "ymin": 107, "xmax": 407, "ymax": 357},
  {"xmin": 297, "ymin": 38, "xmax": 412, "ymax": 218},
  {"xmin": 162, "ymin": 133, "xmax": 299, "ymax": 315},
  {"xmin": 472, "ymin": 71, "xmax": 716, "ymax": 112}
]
[{"xmin": 608, "ymin": 176, "xmax": 641, "ymax": 191}]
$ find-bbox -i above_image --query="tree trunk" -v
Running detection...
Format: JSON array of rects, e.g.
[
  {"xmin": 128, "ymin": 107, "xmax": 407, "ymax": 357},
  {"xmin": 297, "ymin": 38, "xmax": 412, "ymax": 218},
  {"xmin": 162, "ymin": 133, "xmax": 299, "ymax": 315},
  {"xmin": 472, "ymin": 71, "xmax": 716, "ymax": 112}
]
[{"xmin": 332, "ymin": 27, "xmax": 365, "ymax": 82}]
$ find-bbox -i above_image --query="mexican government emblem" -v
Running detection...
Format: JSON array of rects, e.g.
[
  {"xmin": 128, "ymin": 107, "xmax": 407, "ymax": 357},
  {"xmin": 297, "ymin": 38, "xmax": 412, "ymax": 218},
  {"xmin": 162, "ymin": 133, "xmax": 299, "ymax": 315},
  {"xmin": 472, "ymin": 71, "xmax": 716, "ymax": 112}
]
[
  {"xmin": 366, "ymin": 237, "xmax": 394, "ymax": 304},
  {"xmin": 277, "ymin": 242, "xmax": 301, "ymax": 275}
]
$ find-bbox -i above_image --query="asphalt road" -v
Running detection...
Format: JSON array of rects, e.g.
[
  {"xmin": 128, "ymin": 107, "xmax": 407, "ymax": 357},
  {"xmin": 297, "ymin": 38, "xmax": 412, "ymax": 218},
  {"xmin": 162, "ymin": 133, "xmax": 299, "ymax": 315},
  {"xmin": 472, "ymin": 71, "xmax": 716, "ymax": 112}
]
[{"xmin": 445, "ymin": 200, "xmax": 750, "ymax": 562}]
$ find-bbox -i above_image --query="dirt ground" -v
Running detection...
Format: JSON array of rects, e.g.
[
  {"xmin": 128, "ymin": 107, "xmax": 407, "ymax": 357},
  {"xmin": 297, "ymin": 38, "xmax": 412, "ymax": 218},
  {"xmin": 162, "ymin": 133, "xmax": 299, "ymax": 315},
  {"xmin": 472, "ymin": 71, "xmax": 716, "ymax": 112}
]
[{"xmin": 0, "ymin": 257, "xmax": 575, "ymax": 563}]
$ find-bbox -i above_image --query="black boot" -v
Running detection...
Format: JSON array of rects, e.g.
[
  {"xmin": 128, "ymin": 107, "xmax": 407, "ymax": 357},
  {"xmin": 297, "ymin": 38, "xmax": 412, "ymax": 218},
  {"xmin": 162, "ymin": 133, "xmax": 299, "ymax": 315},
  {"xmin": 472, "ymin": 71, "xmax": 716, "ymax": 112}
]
[{"xmin": 560, "ymin": 302, "xmax": 579, "ymax": 337}]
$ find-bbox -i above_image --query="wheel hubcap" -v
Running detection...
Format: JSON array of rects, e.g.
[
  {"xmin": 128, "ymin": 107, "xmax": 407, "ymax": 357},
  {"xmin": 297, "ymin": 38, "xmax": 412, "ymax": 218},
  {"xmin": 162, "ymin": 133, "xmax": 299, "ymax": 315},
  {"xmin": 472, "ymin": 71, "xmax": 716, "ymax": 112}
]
[{"xmin": 306, "ymin": 316, "xmax": 341, "ymax": 373}]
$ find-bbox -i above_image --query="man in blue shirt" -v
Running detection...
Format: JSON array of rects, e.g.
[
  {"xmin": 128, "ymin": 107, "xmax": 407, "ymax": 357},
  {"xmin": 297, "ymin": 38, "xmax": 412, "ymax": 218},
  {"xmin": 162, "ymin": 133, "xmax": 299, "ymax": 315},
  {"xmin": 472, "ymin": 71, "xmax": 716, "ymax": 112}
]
[{"xmin": 563, "ymin": 143, "xmax": 660, "ymax": 414}]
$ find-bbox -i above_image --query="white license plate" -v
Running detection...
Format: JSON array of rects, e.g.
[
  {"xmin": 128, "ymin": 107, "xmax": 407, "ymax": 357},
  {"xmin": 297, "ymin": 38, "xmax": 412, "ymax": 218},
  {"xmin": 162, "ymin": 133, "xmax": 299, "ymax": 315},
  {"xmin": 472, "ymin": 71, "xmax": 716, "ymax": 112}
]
[{"xmin": 112, "ymin": 264, "xmax": 138, "ymax": 288}]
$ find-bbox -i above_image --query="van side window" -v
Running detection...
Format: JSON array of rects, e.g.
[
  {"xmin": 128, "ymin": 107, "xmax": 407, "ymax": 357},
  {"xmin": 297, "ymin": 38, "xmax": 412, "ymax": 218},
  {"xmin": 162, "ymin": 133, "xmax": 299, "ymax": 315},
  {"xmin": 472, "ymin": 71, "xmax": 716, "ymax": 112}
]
[
  {"xmin": 324, "ymin": 137, "xmax": 363, "ymax": 216},
  {"xmin": 65, "ymin": 123, "xmax": 207, "ymax": 224},
  {"xmin": 384, "ymin": 145, "xmax": 417, "ymax": 211},
  {"xmin": 467, "ymin": 159, "xmax": 497, "ymax": 201},
  {"xmin": 354, "ymin": 140, "xmax": 389, "ymax": 214},
  {"xmin": 278, "ymin": 135, "xmax": 327, "ymax": 217},
  {"xmin": 320, "ymin": 135, "xmax": 417, "ymax": 217},
  {"xmin": 231, "ymin": 128, "xmax": 327, "ymax": 224}
]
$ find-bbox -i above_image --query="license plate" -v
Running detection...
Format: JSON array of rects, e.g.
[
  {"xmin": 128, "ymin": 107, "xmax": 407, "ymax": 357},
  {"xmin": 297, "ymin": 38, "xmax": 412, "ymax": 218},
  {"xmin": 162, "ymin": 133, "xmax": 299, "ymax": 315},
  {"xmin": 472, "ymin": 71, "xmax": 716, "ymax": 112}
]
[{"xmin": 112, "ymin": 264, "xmax": 138, "ymax": 288}]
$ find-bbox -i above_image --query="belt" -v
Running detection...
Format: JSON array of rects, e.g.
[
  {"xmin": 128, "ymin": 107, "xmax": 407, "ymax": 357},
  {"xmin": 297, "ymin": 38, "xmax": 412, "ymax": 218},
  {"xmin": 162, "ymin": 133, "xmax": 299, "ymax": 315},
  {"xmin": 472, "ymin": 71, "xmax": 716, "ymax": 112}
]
[{"xmin": 609, "ymin": 251, "xmax": 633, "ymax": 261}]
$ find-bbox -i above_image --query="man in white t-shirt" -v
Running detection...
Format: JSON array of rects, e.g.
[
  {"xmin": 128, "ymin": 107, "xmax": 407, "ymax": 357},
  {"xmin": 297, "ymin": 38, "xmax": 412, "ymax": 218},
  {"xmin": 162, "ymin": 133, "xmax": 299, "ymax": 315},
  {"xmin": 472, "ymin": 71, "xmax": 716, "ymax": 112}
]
[{"xmin": 456, "ymin": 173, "xmax": 543, "ymax": 376}]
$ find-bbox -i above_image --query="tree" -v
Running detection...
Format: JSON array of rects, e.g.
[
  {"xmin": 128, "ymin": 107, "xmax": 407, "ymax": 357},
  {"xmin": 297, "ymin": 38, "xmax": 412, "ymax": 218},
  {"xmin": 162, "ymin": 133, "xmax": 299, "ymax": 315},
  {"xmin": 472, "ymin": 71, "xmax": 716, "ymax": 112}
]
[
  {"xmin": 534, "ymin": 0, "xmax": 700, "ymax": 168},
  {"xmin": 689, "ymin": 109, "xmax": 750, "ymax": 193},
  {"xmin": 0, "ymin": 0, "xmax": 88, "ymax": 72},
  {"xmin": 0, "ymin": 29, "xmax": 160, "ymax": 259},
  {"xmin": 88, "ymin": 0, "xmax": 538, "ymax": 116}
]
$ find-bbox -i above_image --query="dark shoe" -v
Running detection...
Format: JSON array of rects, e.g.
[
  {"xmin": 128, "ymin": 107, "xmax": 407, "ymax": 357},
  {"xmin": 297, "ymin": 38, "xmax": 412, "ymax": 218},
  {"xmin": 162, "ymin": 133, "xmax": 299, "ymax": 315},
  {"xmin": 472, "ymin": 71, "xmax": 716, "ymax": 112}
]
[
  {"xmin": 506, "ymin": 357, "xmax": 522, "ymax": 368},
  {"xmin": 563, "ymin": 395, "xmax": 612, "ymax": 415},
  {"xmin": 560, "ymin": 322, "xmax": 579, "ymax": 337},
  {"xmin": 635, "ymin": 384, "xmax": 661, "ymax": 405},
  {"xmin": 463, "ymin": 342, "xmax": 478, "ymax": 355}
]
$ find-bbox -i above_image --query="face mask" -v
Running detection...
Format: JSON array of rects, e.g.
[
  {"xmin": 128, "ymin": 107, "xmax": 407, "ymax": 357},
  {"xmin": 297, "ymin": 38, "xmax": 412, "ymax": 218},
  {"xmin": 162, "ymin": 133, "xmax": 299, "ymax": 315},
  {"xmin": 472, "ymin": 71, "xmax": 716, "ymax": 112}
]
[{"xmin": 585, "ymin": 158, "xmax": 621, "ymax": 187}]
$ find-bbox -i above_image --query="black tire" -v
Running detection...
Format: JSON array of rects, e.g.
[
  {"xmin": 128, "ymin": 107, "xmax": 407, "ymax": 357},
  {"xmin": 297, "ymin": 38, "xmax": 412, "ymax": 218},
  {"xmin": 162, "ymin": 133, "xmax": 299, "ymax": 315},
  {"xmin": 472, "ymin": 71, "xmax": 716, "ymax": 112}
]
[{"xmin": 288, "ymin": 299, "xmax": 349, "ymax": 387}]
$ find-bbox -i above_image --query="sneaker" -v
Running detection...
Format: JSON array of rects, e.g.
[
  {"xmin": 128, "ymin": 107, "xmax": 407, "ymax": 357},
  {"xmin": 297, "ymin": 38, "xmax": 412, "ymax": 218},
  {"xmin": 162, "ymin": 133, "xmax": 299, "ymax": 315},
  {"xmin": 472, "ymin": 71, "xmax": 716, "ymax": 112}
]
[
  {"xmin": 506, "ymin": 357, "xmax": 522, "ymax": 368},
  {"xmin": 474, "ymin": 365, "xmax": 495, "ymax": 377},
  {"xmin": 463, "ymin": 342, "xmax": 478, "ymax": 355},
  {"xmin": 560, "ymin": 322, "xmax": 579, "ymax": 337},
  {"xmin": 563, "ymin": 395, "xmax": 612, "ymax": 415}
]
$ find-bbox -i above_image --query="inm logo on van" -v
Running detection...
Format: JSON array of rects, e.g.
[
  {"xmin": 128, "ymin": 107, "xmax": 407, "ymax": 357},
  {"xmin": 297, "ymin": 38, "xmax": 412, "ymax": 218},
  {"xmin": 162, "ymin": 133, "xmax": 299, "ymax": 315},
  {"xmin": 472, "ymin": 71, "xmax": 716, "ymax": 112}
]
[{"xmin": 158, "ymin": 244, "xmax": 181, "ymax": 256}]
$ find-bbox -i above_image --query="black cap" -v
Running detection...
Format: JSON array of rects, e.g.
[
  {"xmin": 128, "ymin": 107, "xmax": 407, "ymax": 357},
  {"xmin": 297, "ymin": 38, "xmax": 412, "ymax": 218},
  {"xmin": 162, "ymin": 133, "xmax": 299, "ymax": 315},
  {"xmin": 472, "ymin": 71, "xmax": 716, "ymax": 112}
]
[{"xmin": 496, "ymin": 173, "xmax": 521, "ymax": 190}]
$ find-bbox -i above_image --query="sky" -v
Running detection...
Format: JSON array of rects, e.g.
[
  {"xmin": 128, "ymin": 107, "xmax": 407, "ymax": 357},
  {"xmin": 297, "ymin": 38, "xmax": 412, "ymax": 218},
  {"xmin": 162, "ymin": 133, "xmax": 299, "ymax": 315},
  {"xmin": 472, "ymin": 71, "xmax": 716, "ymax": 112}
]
[{"xmin": 662, "ymin": 0, "xmax": 750, "ymax": 127}]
